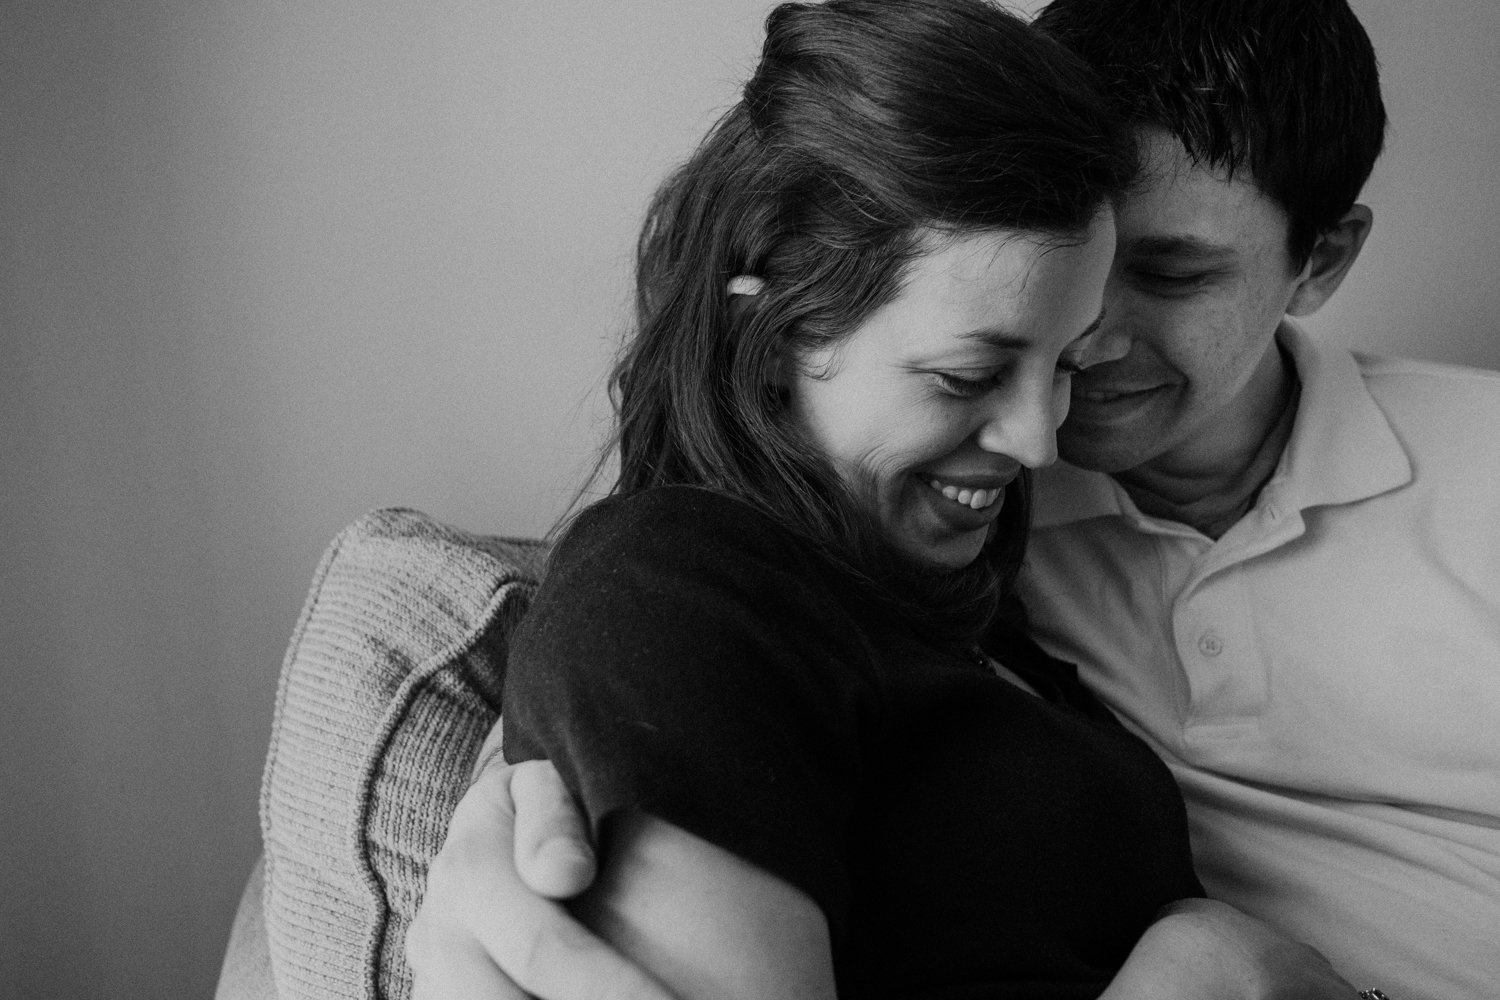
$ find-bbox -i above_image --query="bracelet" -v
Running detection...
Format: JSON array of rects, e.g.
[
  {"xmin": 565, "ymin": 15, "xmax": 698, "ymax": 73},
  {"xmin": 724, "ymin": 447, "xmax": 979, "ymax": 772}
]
[{"xmin": 1358, "ymin": 990, "xmax": 1392, "ymax": 1000}]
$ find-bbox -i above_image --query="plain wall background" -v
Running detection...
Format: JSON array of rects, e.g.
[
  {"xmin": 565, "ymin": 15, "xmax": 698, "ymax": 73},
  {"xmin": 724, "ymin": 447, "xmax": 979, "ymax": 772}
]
[{"xmin": 2, "ymin": 1, "xmax": 1496, "ymax": 995}]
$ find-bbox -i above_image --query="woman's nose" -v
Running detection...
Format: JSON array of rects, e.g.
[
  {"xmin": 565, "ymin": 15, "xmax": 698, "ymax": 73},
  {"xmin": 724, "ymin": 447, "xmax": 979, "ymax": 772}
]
[{"xmin": 974, "ymin": 378, "xmax": 1059, "ymax": 469}]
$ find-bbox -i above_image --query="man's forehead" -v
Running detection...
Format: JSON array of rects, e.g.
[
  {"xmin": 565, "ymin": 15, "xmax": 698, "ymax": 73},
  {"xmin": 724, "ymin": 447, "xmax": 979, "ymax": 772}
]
[{"xmin": 1115, "ymin": 129, "xmax": 1288, "ymax": 257}]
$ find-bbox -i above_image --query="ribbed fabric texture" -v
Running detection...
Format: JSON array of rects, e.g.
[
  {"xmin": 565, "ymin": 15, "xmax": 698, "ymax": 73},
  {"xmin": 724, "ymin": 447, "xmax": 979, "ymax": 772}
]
[{"xmin": 259, "ymin": 508, "xmax": 548, "ymax": 1000}]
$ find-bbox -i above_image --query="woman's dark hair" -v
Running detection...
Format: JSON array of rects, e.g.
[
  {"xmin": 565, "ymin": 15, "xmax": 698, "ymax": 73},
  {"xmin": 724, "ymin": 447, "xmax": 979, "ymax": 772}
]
[{"xmin": 592, "ymin": 0, "xmax": 1134, "ymax": 649}]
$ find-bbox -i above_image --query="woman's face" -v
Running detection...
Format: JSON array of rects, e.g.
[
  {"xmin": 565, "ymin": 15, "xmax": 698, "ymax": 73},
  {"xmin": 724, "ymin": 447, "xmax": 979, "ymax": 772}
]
[{"xmin": 788, "ymin": 214, "xmax": 1116, "ymax": 569}]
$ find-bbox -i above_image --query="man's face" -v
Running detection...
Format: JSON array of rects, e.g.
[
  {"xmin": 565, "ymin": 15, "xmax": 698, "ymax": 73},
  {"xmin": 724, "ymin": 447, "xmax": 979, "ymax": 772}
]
[{"xmin": 1059, "ymin": 129, "xmax": 1308, "ymax": 475}]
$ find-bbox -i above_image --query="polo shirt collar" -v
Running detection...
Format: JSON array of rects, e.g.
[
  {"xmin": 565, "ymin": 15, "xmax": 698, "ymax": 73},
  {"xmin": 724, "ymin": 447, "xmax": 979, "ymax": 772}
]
[
  {"xmin": 1033, "ymin": 322, "xmax": 1413, "ymax": 530},
  {"xmin": 1263, "ymin": 322, "xmax": 1412, "ymax": 513}
]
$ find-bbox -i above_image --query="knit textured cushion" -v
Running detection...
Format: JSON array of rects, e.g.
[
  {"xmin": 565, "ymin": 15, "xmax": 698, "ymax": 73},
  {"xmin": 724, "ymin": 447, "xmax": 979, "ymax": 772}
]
[{"xmin": 259, "ymin": 508, "xmax": 549, "ymax": 1000}]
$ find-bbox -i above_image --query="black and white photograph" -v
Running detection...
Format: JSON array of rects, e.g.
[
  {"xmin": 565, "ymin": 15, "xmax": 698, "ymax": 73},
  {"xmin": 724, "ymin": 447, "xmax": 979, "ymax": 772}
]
[{"xmin": 4, "ymin": 1, "xmax": 1498, "ymax": 998}]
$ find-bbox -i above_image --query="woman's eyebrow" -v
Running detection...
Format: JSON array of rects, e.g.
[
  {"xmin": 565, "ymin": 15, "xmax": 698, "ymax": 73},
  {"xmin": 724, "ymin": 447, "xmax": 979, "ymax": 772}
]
[
  {"xmin": 956, "ymin": 329, "xmax": 1031, "ymax": 348},
  {"xmin": 957, "ymin": 307, "xmax": 1106, "ymax": 347}
]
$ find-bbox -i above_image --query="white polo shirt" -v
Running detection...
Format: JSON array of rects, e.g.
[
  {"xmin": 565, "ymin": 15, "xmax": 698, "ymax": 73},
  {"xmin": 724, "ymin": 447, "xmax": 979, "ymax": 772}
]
[{"xmin": 1020, "ymin": 324, "xmax": 1500, "ymax": 999}]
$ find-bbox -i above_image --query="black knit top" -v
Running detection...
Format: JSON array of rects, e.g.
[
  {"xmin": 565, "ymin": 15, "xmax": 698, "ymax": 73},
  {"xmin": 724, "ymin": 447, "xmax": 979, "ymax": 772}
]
[{"xmin": 504, "ymin": 486, "xmax": 1202, "ymax": 998}]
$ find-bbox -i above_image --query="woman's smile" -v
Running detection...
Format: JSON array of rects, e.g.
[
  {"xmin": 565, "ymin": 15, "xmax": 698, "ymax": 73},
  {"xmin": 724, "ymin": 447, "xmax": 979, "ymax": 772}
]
[
  {"xmin": 923, "ymin": 474, "xmax": 1012, "ymax": 511},
  {"xmin": 902, "ymin": 470, "xmax": 1017, "ymax": 555}
]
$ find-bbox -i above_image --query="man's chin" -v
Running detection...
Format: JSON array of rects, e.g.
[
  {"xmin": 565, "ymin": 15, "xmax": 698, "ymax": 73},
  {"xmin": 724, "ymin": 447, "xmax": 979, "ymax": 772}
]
[
  {"xmin": 1062, "ymin": 383, "xmax": 1183, "ymax": 471},
  {"xmin": 1056, "ymin": 427, "xmax": 1157, "ymax": 475}
]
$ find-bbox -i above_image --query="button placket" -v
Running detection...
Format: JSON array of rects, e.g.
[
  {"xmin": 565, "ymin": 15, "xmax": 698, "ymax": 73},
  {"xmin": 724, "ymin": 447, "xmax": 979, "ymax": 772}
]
[{"xmin": 1173, "ymin": 561, "xmax": 1272, "ymax": 732}]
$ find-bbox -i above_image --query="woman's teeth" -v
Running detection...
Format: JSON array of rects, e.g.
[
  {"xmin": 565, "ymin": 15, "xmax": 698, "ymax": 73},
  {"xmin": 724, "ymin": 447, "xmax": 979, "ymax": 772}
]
[{"xmin": 927, "ymin": 479, "xmax": 1002, "ymax": 511}]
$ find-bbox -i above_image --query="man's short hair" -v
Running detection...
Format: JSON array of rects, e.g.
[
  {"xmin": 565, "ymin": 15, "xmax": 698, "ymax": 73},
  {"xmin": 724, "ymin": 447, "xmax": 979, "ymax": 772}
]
[{"xmin": 1034, "ymin": 0, "xmax": 1387, "ymax": 266}]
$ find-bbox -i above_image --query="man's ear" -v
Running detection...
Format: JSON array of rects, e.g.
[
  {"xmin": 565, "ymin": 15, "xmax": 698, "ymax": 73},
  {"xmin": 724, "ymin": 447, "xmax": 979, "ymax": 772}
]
[{"xmin": 1286, "ymin": 204, "xmax": 1373, "ymax": 317}]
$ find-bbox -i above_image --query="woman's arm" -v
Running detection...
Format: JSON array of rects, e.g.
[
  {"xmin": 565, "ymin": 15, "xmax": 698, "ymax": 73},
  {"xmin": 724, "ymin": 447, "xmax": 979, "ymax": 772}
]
[
  {"xmin": 412, "ymin": 758, "xmax": 1357, "ymax": 1000},
  {"xmin": 569, "ymin": 809, "xmax": 1356, "ymax": 1000}
]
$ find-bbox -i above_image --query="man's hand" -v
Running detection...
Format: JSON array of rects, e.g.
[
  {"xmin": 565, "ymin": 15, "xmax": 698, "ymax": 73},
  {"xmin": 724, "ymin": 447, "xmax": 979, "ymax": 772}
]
[{"xmin": 406, "ymin": 755, "xmax": 678, "ymax": 1000}]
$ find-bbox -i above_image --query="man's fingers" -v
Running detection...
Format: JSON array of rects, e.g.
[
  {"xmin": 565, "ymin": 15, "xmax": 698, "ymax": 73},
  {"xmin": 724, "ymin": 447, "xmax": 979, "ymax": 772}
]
[
  {"xmin": 510, "ymin": 759, "xmax": 597, "ymax": 899},
  {"xmin": 471, "ymin": 890, "xmax": 679, "ymax": 1000},
  {"xmin": 408, "ymin": 918, "xmax": 530, "ymax": 1000},
  {"xmin": 446, "ymin": 778, "xmax": 676, "ymax": 1000},
  {"xmin": 407, "ymin": 764, "xmax": 525, "ymax": 998},
  {"xmin": 413, "ymin": 759, "xmax": 677, "ymax": 1000}
]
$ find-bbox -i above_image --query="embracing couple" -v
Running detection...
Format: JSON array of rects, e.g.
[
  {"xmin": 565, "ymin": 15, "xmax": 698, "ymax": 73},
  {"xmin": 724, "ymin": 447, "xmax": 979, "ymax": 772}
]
[{"xmin": 405, "ymin": 0, "xmax": 1500, "ymax": 997}]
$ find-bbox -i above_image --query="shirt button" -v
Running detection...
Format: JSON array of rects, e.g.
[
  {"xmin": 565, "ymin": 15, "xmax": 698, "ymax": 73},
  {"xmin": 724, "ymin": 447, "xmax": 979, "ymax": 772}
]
[{"xmin": 1198, "ymin": 632, "xmax": 1224, "ymax": 657}]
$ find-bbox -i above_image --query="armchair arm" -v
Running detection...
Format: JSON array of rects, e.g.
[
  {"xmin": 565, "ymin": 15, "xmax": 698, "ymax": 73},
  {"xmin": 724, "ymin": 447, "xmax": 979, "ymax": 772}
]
[{"xmin": 215, "ymin": 856, "xmax": 278, "ymax": 1000}]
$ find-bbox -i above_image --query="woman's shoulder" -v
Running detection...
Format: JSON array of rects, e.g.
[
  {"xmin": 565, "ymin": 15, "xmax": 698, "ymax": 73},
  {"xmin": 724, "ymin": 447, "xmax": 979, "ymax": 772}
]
[
  {"xmin": 514, "ymin": 484, "xmax": 881, "ymax": 723},
  {"xmin": 525, "ymin": 486, "xmax": 884, "ymax": 687},
  {"xmin": 553, "ymin": 485, "xmax": 827, "ymax": 584},
  {"xmin": 570, "ymin": 484, "xmax": 787, "ymax": 538}
]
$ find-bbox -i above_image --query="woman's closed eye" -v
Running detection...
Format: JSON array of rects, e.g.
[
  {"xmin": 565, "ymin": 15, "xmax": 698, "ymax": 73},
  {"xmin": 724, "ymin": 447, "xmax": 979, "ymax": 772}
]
[
  {"xmin": 933, "ymin": 370, "xmax": 1002, "ymax": 398},
  {"xmin": 933, "ymin": 356, "xmax": 1083, "ymax": 398}
]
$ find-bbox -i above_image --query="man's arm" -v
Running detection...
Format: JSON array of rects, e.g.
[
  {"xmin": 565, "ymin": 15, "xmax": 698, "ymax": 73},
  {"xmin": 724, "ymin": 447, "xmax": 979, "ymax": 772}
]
[
  {"xmin": 569, "ymin": 809, "xmax": 837, "ymax": 1000},
  {"xmin": 409, "ymin": 754, "xmax": 836, "ymax": 1000}
]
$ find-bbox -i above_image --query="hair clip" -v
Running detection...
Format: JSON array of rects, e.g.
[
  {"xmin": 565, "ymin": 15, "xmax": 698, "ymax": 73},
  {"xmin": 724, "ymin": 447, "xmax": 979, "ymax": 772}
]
[{"xmin": 726, "ymin": 275, "xmax": 767, "ymax": 297}]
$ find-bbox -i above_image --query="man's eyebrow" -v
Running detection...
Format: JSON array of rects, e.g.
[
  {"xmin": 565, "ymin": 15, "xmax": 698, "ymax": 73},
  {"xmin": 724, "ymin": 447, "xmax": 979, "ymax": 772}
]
[
  {"xmin": 1124, "ymin": 234, "xmax": 1237, "ymax": 260},
  {"xmin": 957, "ymin": 307, "xmax": 1106, "ymax": 348}
]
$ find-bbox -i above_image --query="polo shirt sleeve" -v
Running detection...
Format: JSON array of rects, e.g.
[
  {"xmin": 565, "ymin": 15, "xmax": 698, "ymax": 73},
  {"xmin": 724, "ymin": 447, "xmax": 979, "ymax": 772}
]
[{"xmin": 502, "ymin": 487, "xmax": 876, "ymax": 926}]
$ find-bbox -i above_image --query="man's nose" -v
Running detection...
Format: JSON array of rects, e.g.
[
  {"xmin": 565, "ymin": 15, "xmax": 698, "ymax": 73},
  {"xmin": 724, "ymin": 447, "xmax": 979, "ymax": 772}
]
[{"xmin": 1082, "ymin": 315, "xmax": 1132, "ymax": 369}]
